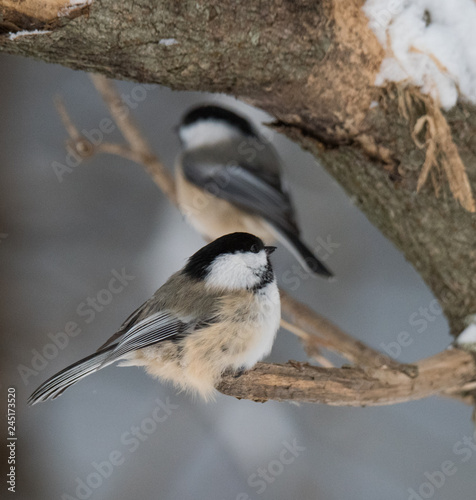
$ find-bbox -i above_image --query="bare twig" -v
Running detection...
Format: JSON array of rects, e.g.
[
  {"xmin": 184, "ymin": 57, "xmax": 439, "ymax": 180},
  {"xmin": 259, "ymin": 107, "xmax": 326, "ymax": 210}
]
[
  {"xmin": 55, "ymin": 96, "xmax": 82, "ymax": 142},
  {"xmin": 281, "ymin": 290, "xmax": 418, "ymax": 377},
  {"xmin": 55, "ymin": 96, "xmax": 95, "ymax": 159},
  {"xmin": 281, "ymin": 318, "xmax": 335, "ymax": 368},
  {"xmin": 89, "ymin": 74, "xmax": 177, "ymax": 205},
  {"xmin": 96, "ymin": 143, "xmax": 146, "ymax": 164}
]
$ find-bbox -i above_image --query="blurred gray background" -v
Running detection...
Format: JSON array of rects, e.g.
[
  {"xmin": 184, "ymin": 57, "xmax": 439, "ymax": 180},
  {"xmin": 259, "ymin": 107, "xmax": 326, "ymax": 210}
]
[{"xmin": 1, "ymin": 53, "xmax": 475, "ymax": 500}]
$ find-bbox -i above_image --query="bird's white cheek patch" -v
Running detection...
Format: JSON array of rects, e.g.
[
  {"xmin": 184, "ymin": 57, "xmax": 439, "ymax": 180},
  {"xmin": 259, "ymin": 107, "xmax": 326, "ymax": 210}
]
[
  {"xmin": 205, "ymin": 251, "xmax": 267, "ymax": 290},
  {"xmin": 179, "ymin": 121, "xmax": 240, "ymax": 149}
]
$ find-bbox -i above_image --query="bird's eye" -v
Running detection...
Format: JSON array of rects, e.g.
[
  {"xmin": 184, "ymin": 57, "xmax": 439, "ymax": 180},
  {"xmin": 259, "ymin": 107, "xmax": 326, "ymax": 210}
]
[{"xmin": 250, "ymin": 244, "xmax": 259, "ymax": 253}]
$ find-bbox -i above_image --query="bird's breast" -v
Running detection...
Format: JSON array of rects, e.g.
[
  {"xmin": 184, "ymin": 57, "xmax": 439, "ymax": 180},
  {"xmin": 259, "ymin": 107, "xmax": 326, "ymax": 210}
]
[{"xmin": 219, "ymin": 282, "xmax": 281, "ymax": 369}]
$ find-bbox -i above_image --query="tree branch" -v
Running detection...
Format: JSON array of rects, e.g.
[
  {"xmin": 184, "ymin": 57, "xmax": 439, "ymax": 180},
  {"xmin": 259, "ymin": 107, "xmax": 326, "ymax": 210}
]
[{"xmin": 217, "ymin": 349, "xmax": 475, "ymax": 406}]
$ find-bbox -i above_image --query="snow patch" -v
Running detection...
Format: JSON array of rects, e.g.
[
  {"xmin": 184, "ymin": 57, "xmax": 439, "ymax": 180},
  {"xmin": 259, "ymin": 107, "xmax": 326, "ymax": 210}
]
[
  {"xmin": 159, "ymin": 38, "xmax": 178, "ymax": 46},
  {"xmin": 59, "ymin": 0, "xmax": 93, "ymax": 16},
  {"xmin": 8, "ymin": 30, "xmax": 51, "ymax": 41},
  {"xmin": 456, "ymin": 322, "xmax": 476, "ymax": 347},
  {"xmin": 363, "ymin": 0, "xmax": 476, "ymax": 109}
]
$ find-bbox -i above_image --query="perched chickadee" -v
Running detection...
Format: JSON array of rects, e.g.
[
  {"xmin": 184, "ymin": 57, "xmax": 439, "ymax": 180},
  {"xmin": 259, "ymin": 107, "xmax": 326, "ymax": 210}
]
[
  {"xmin": 28, "ymin": 233, "xmax": 280, "ymax": 405},
  {"xmin": 175, "ymin": 104, "xmax": 333, "ymax": 278}
]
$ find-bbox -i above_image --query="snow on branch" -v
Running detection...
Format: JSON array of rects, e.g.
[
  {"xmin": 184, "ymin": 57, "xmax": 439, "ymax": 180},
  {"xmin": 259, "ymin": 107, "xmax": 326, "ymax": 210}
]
[{"xmin": 364, "ymin": 0, "xmax": 476, "ymax": 110}]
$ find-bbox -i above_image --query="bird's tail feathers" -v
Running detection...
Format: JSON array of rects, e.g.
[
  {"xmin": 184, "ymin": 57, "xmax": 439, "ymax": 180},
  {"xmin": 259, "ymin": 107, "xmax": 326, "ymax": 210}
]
[
  {"xmin": 28, "ymin": 346, "xmax": 116, "ymax": 406},
  {"xmin": 268, "ymin": 224, "xmax": 334, "ymax": 278}
]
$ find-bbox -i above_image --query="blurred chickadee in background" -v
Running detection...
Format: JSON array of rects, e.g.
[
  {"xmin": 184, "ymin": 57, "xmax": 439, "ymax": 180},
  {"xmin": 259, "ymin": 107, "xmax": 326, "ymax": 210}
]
[
  {"xmin": 175, "ymin": 104, "xmax": 333, "ymax": 278},
  {"xmin": 29, "ymin": 233, "xmax": 280, "ymax": 405}
]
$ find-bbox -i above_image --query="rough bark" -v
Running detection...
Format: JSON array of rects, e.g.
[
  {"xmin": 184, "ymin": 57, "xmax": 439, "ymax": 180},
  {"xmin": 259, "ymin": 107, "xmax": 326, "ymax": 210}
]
[{"xmin": 1, "ymin": 2, "xmax": 475, "ymax": 334}]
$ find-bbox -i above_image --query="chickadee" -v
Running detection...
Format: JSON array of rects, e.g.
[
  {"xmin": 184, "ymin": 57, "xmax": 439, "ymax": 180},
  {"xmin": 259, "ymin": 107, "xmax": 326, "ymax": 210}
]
[
  {"xmin": 175, "ymin": 104, "xmax": 333, "ymax": 278},
  {"xmin": 28, "ymin": 233, "xmax": 280, "ymax": 405}
]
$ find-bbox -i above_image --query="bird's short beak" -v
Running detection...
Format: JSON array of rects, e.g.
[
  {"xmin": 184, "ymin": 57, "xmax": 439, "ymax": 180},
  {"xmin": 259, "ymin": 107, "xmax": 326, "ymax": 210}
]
[{"xmin": 265, "ymin": 246, "xmax": 277, "ymax": 255}]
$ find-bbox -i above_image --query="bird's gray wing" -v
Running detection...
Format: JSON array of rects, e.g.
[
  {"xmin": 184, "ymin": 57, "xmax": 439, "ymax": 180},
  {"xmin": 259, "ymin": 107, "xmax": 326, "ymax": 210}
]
[
  {"xmin": 100, "ymin": 311, "xmax": 188, "ymax": 365},
  {"xmin": 98, "ymin": 272, "xmax": 220, "ymax": 353},
  {"xmin": 182, "ymin": 155, "xmax": 300, "ymax": 236},
  {"xmin": 97, "ymin": 301, "xmax": 149, "ymax": 351}
]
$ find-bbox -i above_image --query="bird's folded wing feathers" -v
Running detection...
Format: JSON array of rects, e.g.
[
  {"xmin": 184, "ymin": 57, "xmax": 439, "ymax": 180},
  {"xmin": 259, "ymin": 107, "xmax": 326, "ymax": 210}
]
[
  {"xmin": 182, "ymin": 159, "xmax": 299, "ymax": 236},
  {"xmin": 101, "ymin": 311, "xmax": 187, "ymax": 364},
  {"xmin": 97, "ymin": 301, "xmax": 149, "ymax": 351}
]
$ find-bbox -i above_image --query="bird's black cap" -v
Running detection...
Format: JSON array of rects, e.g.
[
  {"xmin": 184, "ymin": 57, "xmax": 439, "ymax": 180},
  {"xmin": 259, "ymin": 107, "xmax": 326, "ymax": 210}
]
[
  {"xmin": 180, "ymin": 105, "xmax": 257, "ymax": 137},
  {"xmin": 183, "ymin": 232, "xmax": 267, "ymax": 280}
]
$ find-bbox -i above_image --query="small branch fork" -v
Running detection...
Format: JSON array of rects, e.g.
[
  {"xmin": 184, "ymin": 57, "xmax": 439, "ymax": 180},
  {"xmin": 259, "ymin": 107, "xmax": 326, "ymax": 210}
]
[{"xmin": 53, "ymin": 74, "xmax": 476, "ymax": 406}]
